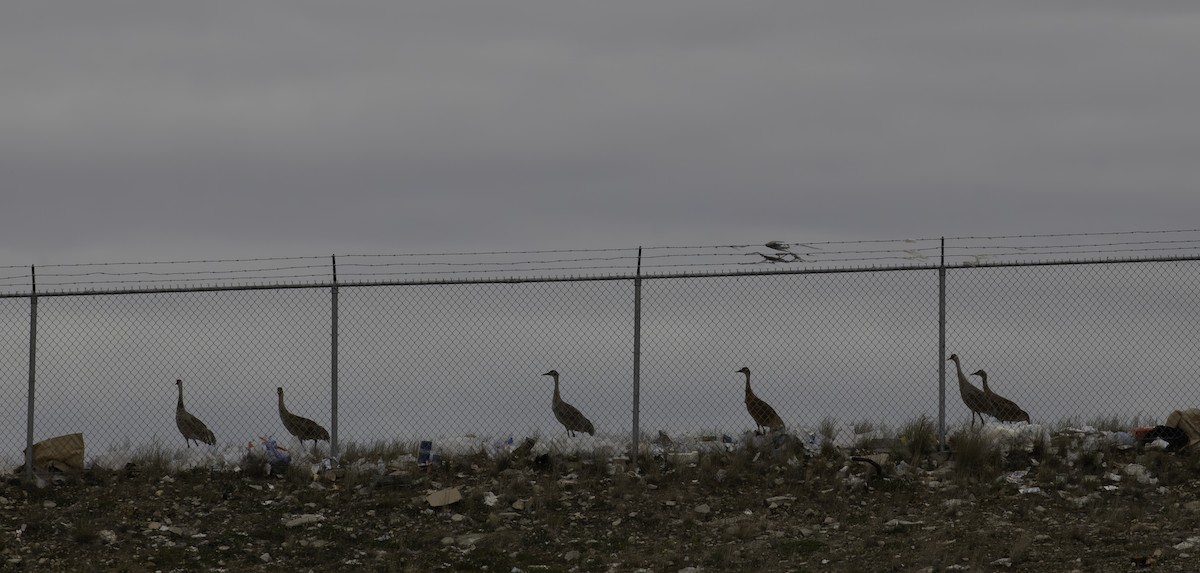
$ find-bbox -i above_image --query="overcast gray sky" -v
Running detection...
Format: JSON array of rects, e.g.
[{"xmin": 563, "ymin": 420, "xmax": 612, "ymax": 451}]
[{"xmin": 3, "ymin": 1, "xmax": 1199, "ymax": 264}]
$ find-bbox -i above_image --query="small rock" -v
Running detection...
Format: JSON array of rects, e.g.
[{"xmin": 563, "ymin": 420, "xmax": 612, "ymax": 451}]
[
  {"xmin": 42, "ymin": 501, "xmax": 56, "ymax": 509},
  {"xmin": 451, "ymin": 514, "xmax": 465, "ymax": 522},
  {"xmin": 564, "ymin": 550, "xmax": 581, "ymax": 561},
  {"xmin": 259, "ymin": 553, "xmax": 271, "ymax": 563},
  {"xmin": 99, "ymin": 530, "xmax": 117, "ymax": 544},
  {"xmin": 512, "ymin": 499, "xmax": 526, "ymax": 511},
  {"xmin": 147, "ymin": 521, "xmax": 162, "ymax": 531},
  {"xmin": 441, "ymin": 536, "xmax": 455, "ymax": 546},
  {"xmin": 694, "ymin": 504, "xmax": 711, "ymax": 515},
  {"xmin": 883, "ymin": 519, "xmax": 925, "ymax": 532},
  {"xmin": 765, "ymin": 496, "xmax": 797, "ymax": 507},
  {"xmin": 456, "ymin": 533, "xmax": 486, "ymax": 547},
  {"xmin": 284, "ymin": 514, "xmax": 324, "ymax": 528}
]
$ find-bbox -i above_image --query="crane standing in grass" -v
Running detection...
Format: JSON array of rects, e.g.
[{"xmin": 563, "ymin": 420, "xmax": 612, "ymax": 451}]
[
  {"xmin": 737, "ymin": 367, "xmax": 785, "ymax": 434},
  {"xmin": 971, "ymin": 370, "xmax": 1031, "ymax": 423},
  {"xmin": 542, "ymin": 370, "xmax": 595, "ymax": 437},
  {"xmin": 947, "ymin": 354, "xmax": 994, "ymax": 427},
  {"xmin": 277, "ymin": 387, "xmax": 330, "ymax": 446},
  {"xmin": 175, "ymin": 379, "xmax": 216, "ymax": 448}
]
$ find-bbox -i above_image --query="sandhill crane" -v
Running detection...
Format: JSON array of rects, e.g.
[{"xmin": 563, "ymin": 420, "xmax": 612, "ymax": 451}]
[
  {"xmin": 946, "ymin": 354, "xmax": 993, "ymax": 427},
  {"xmin": 277, "ymin": 387, "xmax": 330, "ymax": 446},
  {"xmin": 737, "ymin": 367, "xmax": 785, "ymax": 434},
  {"xmin": 971, "ymin": 370, "xmax": 1030, "ymax": 423},
  {"xmin": 175, "ymin": 379, "xmax": 216, "ymax": 448},
  {"xmin": 542, "ymin": 370, "xmax": 595, "ymax": 437}
]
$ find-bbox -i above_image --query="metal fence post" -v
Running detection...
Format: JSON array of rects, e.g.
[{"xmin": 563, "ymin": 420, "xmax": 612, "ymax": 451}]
[
  {"xmin": 631, "ymin": 248, "xmax": 643, "ymax": 461},
  {"xmin": 330, "ymin": 255, "xmax": 340, "ymax": 461},
  {"xmin": 938, "ymin": 237, "xmax": 947, "ymax": 449},
  {"xmin": 24, "ymin": 266, "xmax": 38, "ymax": 477}
]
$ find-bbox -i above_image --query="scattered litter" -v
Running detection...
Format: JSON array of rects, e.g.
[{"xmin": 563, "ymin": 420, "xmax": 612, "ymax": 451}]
[
  {"xmin": 418, "ymin": 440, "xmax": 437, "ymax": 467},
  {"xmin": 851, "ymin": 454, "xmax": 889, "ymax": 478},
  {"xmin": 1123, "ymin": 463, "xmax": 1158, "ymax": 485},
  {"xmin": 483, "ymin": 492, "xmax": 499, "ymax": 506},
  {"xmin": 1004, "ymin": 470, "xmax": 1028, "ymax": 484},
  {"xmin": 485, "ymin": 436, "xmax": 514, "ymax": 458},
  {"xmin": 1018, "ymin": 486, "xmax": 1042, "ymax": 495},
  {"xmin": 1112, "ymin": 431, "xmax": 1135, "ymax": 447},
  {"xmin": 1148, "ymin": 438, "xmax": 1170, "ymax": 450},
  {"xmin": 427, "ymin": 487, "xmax": 463, "ymax": 507},
  {"xmin": 17, "ymin": 433, "xmax": 85, "ymax": 474}
]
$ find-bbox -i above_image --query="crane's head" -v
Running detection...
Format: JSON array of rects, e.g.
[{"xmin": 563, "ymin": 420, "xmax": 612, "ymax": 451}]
[
  {"xmin": 736, "ymin": 367, "xmax": 751, "ymax": 375},
  {"xmin": 276, "ymin": 387, "xmax": 284, "ymax": 396},
  {"xmin": 947, "ymin": 354, "xmax": 959, "ymax": 362},
  {"xmin": 542, "ymin": 370, "xmax": 559, "ymax": 378},
  {"xmin": 175, "ymin": 379, "xmax": 182, "ymax": 387},
  {"xmin": 970, "ymin": 369, "xmax": 987, "ymax": 380}
]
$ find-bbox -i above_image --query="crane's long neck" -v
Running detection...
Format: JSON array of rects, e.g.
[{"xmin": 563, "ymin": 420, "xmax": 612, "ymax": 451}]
[
  {"xmin": 552, "ymin": 375, "xmax": 561, "ymax": 401},
  {"xmin": 278, "ymin": 391, "xmax": 287, "ymax": 413},
  {"xmin": 951, "ymin": 358, "xmax": 970, "ymax": 389},
  {"xmin": 743, "ymin": 372, "xmax": 753, "ymax": 397},
  {"xmin": 979, "ymin": 373, "xmax": 992, "ymax": 395},
  {"xmin": 177, "ymin": 384, "xmax": 185, "ymax": 410}
]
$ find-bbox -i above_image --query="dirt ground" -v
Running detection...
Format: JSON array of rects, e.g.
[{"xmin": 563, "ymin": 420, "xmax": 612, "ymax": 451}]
[{"xmin": 2, "ymin": 429, "xmax": 1198, "ymax": 573}]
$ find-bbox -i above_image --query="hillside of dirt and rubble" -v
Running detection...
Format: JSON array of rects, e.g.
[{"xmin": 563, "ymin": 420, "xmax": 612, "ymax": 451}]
[{"xmin": 3, "ymin": 424, "xmax": 1200, "ymax": 573}]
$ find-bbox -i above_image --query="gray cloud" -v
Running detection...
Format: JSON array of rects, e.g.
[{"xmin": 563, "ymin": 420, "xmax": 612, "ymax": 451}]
[{"xmin": 2, "ymin": 1, "xmax": 1200, "ymax": 263}]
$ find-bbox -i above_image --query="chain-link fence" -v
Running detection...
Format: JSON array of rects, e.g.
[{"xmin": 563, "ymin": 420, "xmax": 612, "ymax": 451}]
[{"xmin": 4, "ymin": 257, "xmax": 1200, "ymax": 467}]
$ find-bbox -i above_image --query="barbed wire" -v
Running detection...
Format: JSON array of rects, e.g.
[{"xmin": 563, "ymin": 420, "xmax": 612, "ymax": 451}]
[{"xmin": 3, "ymin": 229, "xmax": 1200, "ymax": 293}]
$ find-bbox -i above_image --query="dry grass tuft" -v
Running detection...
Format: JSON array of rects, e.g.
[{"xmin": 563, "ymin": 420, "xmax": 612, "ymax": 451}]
[
  {"xmin": 950, "ymin": 429, "xmax": 1003, "ymax": 481},
  {"xmin": 897, "ymin": 415, "xmax": 937, "ymax": 464}
]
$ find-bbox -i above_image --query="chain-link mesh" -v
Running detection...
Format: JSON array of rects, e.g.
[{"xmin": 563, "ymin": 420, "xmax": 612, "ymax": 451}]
[
  {"xmin": 16, "ymin": 289, "xmax": 331, "ymax": 464},
  {"xmin": 1, "ymin": 298, "xmax": 30, "ymax": 464},
  {"xmin": 4, "ymin": 258, "xmax": 1200, "ymax": 466},
  {"xmin": 338, "ymin": 281, "xmax": 633, "ymax": 447},
  {"xmin": 945, "ymin": 260, "xmax": 1200, "ymax": 428},
  {"xmin": 641, "ymin": 271, "xmax": 938, "ymax": 439}
]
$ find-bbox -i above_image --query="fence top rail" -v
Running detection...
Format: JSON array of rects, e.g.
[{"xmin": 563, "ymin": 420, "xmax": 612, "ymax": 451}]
[{"xmin": 1, "ymin": 253, "xmax": 1198, "ymax": 299}]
